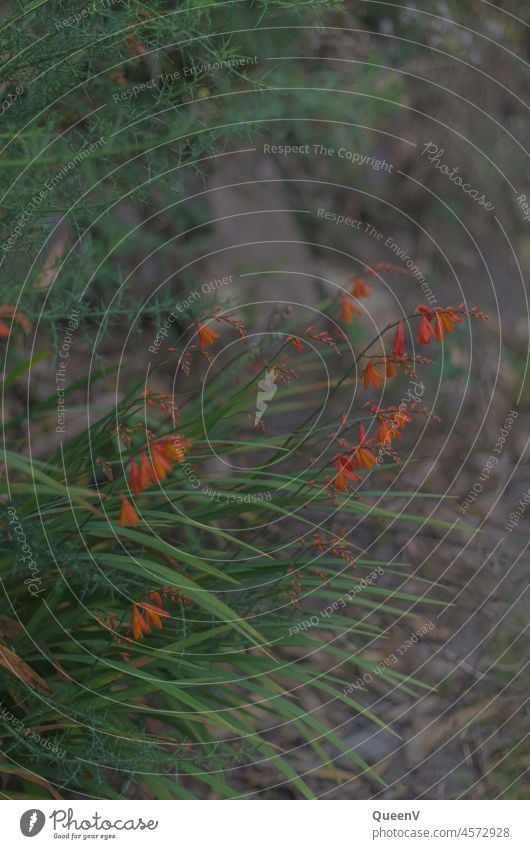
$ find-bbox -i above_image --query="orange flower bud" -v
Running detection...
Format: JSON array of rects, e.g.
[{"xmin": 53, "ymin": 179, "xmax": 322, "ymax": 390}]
[
  {"xmin": 119, "ymin": 496, "xmax": 140, "ymax": 527},
  {"xmin": 417, "ymin": 314, "xmax": 434, "ymax": 344},
  {"xmin": 392, "ymin": 321, "xmax": 405, "ymax": 357},
  {"xmin": 351, "ymin": 276, "xmax": 371, "ymax": 298},
  {"xmin": 341, "ymin": 294, "xmax": 361, "ymax": 324}
]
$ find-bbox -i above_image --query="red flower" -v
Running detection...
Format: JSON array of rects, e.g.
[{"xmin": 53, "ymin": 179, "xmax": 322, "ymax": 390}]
[
  {"xmin": 417, "ymin": 314, "xmax": 434, "ymax": 344},
  {"xmin": 416, "ymin": 305, "xmax": 467, "ymax": 343},
  {"xmin": 332, "ymin": 454, "xmax": 362, "ymax": 491},
  {"xmin": 432, "ymin": 314, "xmax": 446, "ymax": 341},
  {"xmin": 446, "ymin": 307, "xmax": 463, "ymax": 325},
  {"xmin": 362, "ymin": 361, "xmax": 384, "ymax": 389},
  {"xmin": 197, "ymin": 322, "xmax": 220, "ymax": 348},
  {"xmin": 392, "ymin": 321, "xmax": 405, "ymax": 357},
  {"xmin": 357, "ymin": 422, "xmax": 368, "ymax": 443},
  {"xmin": 351, "ymin": 276, "xmax": 371, "ymax": 298},
  {"xmin": 333, "ymin": 425, "xmax": 378, "ymax": 478},
  {"xmin": 288, "ymin": 336, "xmax": 304, "ymax": 352},
  {"xmin": 341, "ymin": 293, "xmax": 360, "ymax": 324},
  {"xmin": 119, "ymin": 496, "xmax": 140, "ymax": 527}
]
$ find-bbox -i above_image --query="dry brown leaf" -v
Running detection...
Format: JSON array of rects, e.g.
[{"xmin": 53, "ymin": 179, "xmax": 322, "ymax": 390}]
[
  {"xmin": 0, "ymin": 644, "xmax": 52, "ymax": 694},
  {"xmin": 0, "ymin": 619, "xmax": 22, "ymax": 640}
]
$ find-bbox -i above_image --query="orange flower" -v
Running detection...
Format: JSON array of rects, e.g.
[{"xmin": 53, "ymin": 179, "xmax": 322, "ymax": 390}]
[
  {"xmin": 372, "ymin": 262, "xmax": 406, "ymax": 275},
  {"xmin": 130, "ymin": 598, "xmax": 169, "ymax": 640},
  {"xmin": 197, "ymin": 322, "xmax": 220, "ymax": 348},
  {"xmin": 417, "ymin": 314, "xmax": 434, "ymax": 344},
  {"xmin": 125, "ymin": 435, "xmax": 191, "ymax": 511},
  {"xmin": 131, "ymin": 605, "xmax": 150, "ymax": 640},
  {"xmin": 351, "ymin": 424, "xmax": 377, "ymax": 469},
  {"xmin": 446, "ymin": 307, "xmax": 463, "ymax": 325},
  {"xmin": 129, "ymin": 459, "xmax": 142, "ymax": 496},
  {"xmin": 138, "ymin": 450, "xmax": 154, "ymax": 491},
  {"xmin": 341, "ymin": 294, "xmax": 360, "ymax": 324},
  {"xmin": 150, "ymin": 442, "xmax": 172, "ymax": 481},
  {"xmin": 392, "ymin": 321, "xmax": 405, "ymax": 357},
  {"xmin": 432, "ymin": 309, "xmax": 462, "ymax": 340},
  {"xmin": 351, "ymin": 276, "xmax": 371, "ymax": 298},
  {"xmin": 140, "ymin": 600, "xmax": 170, "ymax": 631},
  {"xmin": 416, "ymin": 306, "xmax": 465, "ymax": 343},
  {"xmin": 385, "ymin": 359, "xmax": 398, "ymax": 378},
  {"xmin": 288, "ymin": 336, "xmax": 304, "ymax": 352},
  {"xmin": 333, "ymin": 470, "xmax": 349, "ymax": 492},
  {"xmin": 156, "ymin": 435, "xmax": 191, "ymax": 463},
  {"xmin": 120, "ymin": 495, "xmax": 140, "ymax": 527},
  {"xmin": 149, "ymin": 590, "xmax": 163, "ymax": 607},
  {"xmin": 352, "ymin": 446, "xmax": 377, "ymax": 470},
  {"xmin": 431, "ymin": 311, "xmax": 450, "ymax": 341},
  {"xmin": 351, "ymin": 277, "xmax": 372, "ymax": 298},
  {"xmin": 376, "ymin": 418, "xmax": 394, "ymax": 445},
  {"xmin": 393, "ymin": 408, "xmax": 412, "ymax": 429},
  {"xmin": 362, "ymin": 361, "xmax": 384, "ymax": 389},
  {"xmin": 332, "ymin": 454, "xmax": 362, "ymax": 491}
]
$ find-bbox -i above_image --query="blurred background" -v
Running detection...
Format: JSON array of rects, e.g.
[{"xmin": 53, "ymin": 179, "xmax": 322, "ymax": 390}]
[{"xmin": 1, "ymin": 0, "xmax": 528, "ymax": 799}]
